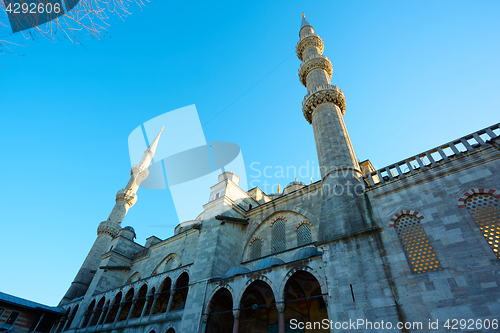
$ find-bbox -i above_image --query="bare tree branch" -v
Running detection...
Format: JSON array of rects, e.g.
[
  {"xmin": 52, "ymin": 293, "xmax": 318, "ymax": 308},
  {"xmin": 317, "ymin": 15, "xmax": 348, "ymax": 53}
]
[{"xmin": 0, "ymin": 0, "xmax": 147, "ymax": 56}]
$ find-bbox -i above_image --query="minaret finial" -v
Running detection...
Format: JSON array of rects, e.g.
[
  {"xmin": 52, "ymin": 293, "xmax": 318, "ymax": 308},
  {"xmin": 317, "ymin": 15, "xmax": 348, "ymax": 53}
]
[
  {"xmin": 146, "ymin": 126, "xmax": 164, "ymax": 155},
  {"xmin": 302, "ymin": 13, "xmax": 305, "ymax": 18},
  {"xmin": 277, "ymin": 184, "xmax": 280, "ymax": 193}
]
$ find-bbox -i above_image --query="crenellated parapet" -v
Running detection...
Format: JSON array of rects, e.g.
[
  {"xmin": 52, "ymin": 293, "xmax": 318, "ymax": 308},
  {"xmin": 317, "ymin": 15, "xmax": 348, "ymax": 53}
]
[
  {"xmin": 302, "ymin": 84, "xmax": 346, "ymax": 124},
  {"xmin": 298, "ymin": 55, "xmax": 332, "ymax": 86},
  {"xmin": 296, "ymin": 33, "xmax": 324, "ymax": 61}
]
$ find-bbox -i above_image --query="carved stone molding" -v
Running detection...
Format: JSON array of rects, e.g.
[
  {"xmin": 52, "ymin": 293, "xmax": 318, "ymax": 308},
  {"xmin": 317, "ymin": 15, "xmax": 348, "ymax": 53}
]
[
  {"xmin": 97, "ymin": 222, "xmax": 120, "ymax": 237},
  {"xmin": 298, "ymin": 55, "xmax": 332, "ymax": 86},
  {"xmin": 116, "ymin": 190, "xmax": 138, "ymax": 207},
  {"xmin": 296, "ymin": 34, "xmax": 324, "ymax": 61},
  {"xmin": 302, "ymin": 84, "xmax": 346, "ymax": 124}
]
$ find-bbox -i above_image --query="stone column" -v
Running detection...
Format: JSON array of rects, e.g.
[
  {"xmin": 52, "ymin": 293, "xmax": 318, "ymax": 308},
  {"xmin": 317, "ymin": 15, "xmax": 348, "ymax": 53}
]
[
  {"xmin": 125, "ymin": 300, "xmax": 137, "ymax": 324},
  {"xmin": 277, "ymin": 302, "xmax": 285, "ymax": 333},
  {"xmin": 200, "ymin": 315, "xmax": 208, "ymax": 333},
  {"xmin": 165, "ymin": 288, "xmax": 175, "ymax": 313},
  {"xmin": 61, "ymin": 316, "xmax": 72, "ymax": 332},
  {"xmin": 139, "ymin": 295, "xmax": 151, "ymax": 320},
  {"xmin": 95, "ymin": 306, "xmax": 107, "ymax": 327},
  {"xmin": 77, "ymin": 314, "xmax": 86, "ymax": 329},
  {"xmin": 33, "ymin": 314, "xmax": 45, "ymax": 332},
  {"xmin": 85, "ymin": 310, "xmax": 96, "ymax": 328},
  {"xmin": 232, "ymin": 309, "xmax": 240, "ymax": 333},
  {"xmin": 51, "ymin": 317, "xmax": 64, "ymax": 333},
  {"xmin": 112, "ymin": 303, "xmax": 124, "ymax": 326},
  {"xmin": 100, "ymin": 306, "xmax": 111, "ymax": 326},
  {"xmin": 148, "ymin": 294, "xmax": 159, "ymax": 320}
]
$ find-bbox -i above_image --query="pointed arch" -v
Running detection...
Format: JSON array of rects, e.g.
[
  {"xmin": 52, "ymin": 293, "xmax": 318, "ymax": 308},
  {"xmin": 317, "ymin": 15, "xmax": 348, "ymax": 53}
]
[{"xmin": 171, "ymin": 272, "xmax": 189, "ymax": 311}]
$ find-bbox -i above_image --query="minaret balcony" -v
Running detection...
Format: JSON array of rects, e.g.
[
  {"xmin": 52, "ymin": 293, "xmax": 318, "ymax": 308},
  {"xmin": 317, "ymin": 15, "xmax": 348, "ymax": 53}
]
[
  {"xmin": 296, "ymin": 33, "xmax": 324, "ymax": 61},
  {"xmin": 302, "ymin": 84, "xmax": 346, "ymax": 124},
  {"xmin": 298, "ymin": 54, "xmax": 333, "ymax": 86}
]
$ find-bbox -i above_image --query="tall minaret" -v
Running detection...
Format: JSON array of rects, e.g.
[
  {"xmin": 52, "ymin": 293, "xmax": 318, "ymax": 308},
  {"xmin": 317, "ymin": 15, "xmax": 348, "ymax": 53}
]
[
  {"xmin": 60, "ymin": 128, "xmax": 164, "ymax": 305},
  {"xmin": 297, "ymin": 15, "xmax": 372, "ymax": 241}
]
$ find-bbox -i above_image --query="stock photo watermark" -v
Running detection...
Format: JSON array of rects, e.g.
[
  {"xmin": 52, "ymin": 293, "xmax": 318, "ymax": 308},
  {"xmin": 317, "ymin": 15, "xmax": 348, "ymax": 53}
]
[{"xmin": 249, "ymin": 161, "xmax": 366, "ymax": 197}]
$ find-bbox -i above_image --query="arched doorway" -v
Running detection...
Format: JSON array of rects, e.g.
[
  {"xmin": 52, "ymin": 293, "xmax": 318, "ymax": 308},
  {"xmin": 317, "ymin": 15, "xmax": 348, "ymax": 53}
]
[
  {"xmin": 239, "ymin": 280, "xmax": 278, "ymax": 332},
  {"xmin": 205, "ymin": 288, "xmax": 233, "ymax": 333},
  {"xmin": 283, "ymin": 271, "xmax": 327, "ymax": 332},
  {"xmin": 171, "ymin": 272, "xmax": 189, "ymax": 311}
]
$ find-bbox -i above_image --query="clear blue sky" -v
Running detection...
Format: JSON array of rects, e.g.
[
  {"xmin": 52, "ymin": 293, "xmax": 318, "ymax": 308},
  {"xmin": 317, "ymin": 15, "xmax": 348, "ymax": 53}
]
[{"xmin": 1, "ymin": 0, "xmax": 499, "ymax": 306}]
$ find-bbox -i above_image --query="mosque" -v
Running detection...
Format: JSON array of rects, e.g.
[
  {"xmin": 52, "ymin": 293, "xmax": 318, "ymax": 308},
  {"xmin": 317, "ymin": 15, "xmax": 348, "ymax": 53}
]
[{"xmin": 52, "ymin": 15, "xmax": 500, "ymax": 333}]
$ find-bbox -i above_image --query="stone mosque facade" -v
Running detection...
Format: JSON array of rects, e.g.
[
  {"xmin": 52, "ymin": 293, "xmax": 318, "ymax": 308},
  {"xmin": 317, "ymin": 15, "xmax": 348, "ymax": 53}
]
[{"xmin": 52, "ymin": 16, "xmax": 500, "ymax": 333}]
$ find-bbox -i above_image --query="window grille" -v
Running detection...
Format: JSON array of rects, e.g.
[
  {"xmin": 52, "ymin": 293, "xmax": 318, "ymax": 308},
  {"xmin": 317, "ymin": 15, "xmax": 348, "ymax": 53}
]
[
  {"xmin": 297, "ymin": 224, "xmax": 312, "ymax": 246},
  {"xmin": 395, "ymin": 214, "xmax": 441, "ymax": 273},
  {"xmin": 250, "ymin": 241, "xmax": 262, "ymax": 260},
  {"xmin": 465, "ymin": 193, "xmax": 500, "ymax": 258},
  {"xmin": 272, "ymin": 220, "xmax": 286, "ymax": 253}
]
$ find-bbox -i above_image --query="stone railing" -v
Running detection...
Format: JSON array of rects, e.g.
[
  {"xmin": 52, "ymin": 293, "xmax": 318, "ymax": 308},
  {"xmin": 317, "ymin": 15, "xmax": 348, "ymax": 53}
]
[{"xmin": 362, "ymin": 123, "xmax": 500, "ymax": 187}]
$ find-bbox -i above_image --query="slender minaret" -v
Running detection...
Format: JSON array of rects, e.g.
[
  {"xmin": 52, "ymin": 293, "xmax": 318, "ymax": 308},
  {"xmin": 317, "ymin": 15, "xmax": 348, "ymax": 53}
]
[
  {"xmin": 60, "ymin": 128, "xmax": 164, "ymax": 305},
  {"xmin": 297, "ymin": 15, "xmax": 372, "ymax": 241}
]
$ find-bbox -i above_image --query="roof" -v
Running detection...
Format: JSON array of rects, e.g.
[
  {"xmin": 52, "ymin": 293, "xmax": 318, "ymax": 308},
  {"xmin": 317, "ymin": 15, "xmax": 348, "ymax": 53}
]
[
  {"xmin": 285, "ymin": 181, "xmax": 306, "ymax": 188},
  {"xmin": 0, "ymin": 292, "xmax": 64, "ymax": 314},
  {"xmin": 253, "ymin": 257, "xmax": 285, "ymax": 271},
  {"xmin": 291, "ymin": 247, "xmax": 322, "ymax": 261},
  {"xmin": 223, "ymin": 266, "xmax": 251, "ymax": 279}
]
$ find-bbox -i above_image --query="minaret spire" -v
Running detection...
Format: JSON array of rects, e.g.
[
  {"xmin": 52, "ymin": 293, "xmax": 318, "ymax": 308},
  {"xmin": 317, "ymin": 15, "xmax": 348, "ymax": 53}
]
[
  {"xmin": 297, "ymin": 16, "xmax": 372, "ymax": 242},
  {"xmin": 60, "ymin": 128, "xmax": 164, "ymax": 305}
]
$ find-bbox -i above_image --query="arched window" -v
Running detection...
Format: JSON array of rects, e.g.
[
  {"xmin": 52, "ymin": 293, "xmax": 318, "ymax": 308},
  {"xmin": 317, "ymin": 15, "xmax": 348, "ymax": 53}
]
[
  {"xmin": 297, "ymin": 224, "xmax": 312, "ymax": 247},
  {"xmin": 464, "ymin": 193, "xmax": 500, "ymax": 258},
  {"xmin": 81, "ymin": 300, "xmax": 95, "ymax": 328},
  {"xmin": 249, "ymin": 240, "xmax": 262, "ymax": 260},
  {"xmin": 105, "ymin": 293, "xmax": 121, "ymax": 324},
  {"xmin": 272, "ymin": 220, "xmax": 286, "ymax": 253},
  {"xmin": 153, "ymin": 278, "xmax": 171, "ymax": 314},
  {"xmin": 171, "ymin": 272, "xmax": 189, "ymax": 311},
  {"xmin": 394, "ymin": 214, "xmax": 441, "ymax": 273}
]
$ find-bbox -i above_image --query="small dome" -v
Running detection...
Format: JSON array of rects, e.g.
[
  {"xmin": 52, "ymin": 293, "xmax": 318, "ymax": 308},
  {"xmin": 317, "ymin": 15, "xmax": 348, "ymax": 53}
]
[
  {"xmin": 285, "ymin": 181, "xmax": 306, "ymax": 188},
  {"xmin": 253, "ymin": 257, "xmax": 285, "ymax": 271},
  {"xmin": 223, "ymin": 266, "xmax": 251, "ymax": 279},
  {"xmin": 122, "ymin": 226, "xmax": 135, "ymax": 233},
  {"xmin": 291, "ymin": 247, "xmax": 322, "ymax": 262}
]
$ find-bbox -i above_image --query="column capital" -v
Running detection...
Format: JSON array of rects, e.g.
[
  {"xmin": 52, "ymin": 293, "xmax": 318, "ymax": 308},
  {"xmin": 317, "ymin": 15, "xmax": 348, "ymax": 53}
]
[
  {"xmin": 232, "ymin": 309, "xmax": 240, "ymax": 319},
  {"xmin": 276, "ymin": 302, "xmax": 285, "ymax": 312}
]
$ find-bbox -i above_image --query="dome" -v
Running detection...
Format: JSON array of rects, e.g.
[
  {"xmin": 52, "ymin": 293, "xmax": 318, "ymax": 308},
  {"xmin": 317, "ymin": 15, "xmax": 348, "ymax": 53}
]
[
  {"xmin": 122, "ymin": 226, "xmax": 135, "ymax": 233},
  {"xmin": 253, "ymin": 257, "xmax": 285, "ymax": 271},
  {"xmin": 291, "ymin": 247, "xmax": 322, "ymax": 262},
  {"xmin": 223, "ymin": 266, "xmax": 251, "ymax": 279},
  {"xmin": 285, "ymin": 181, "xmax": 306, "ymax": 188}
]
